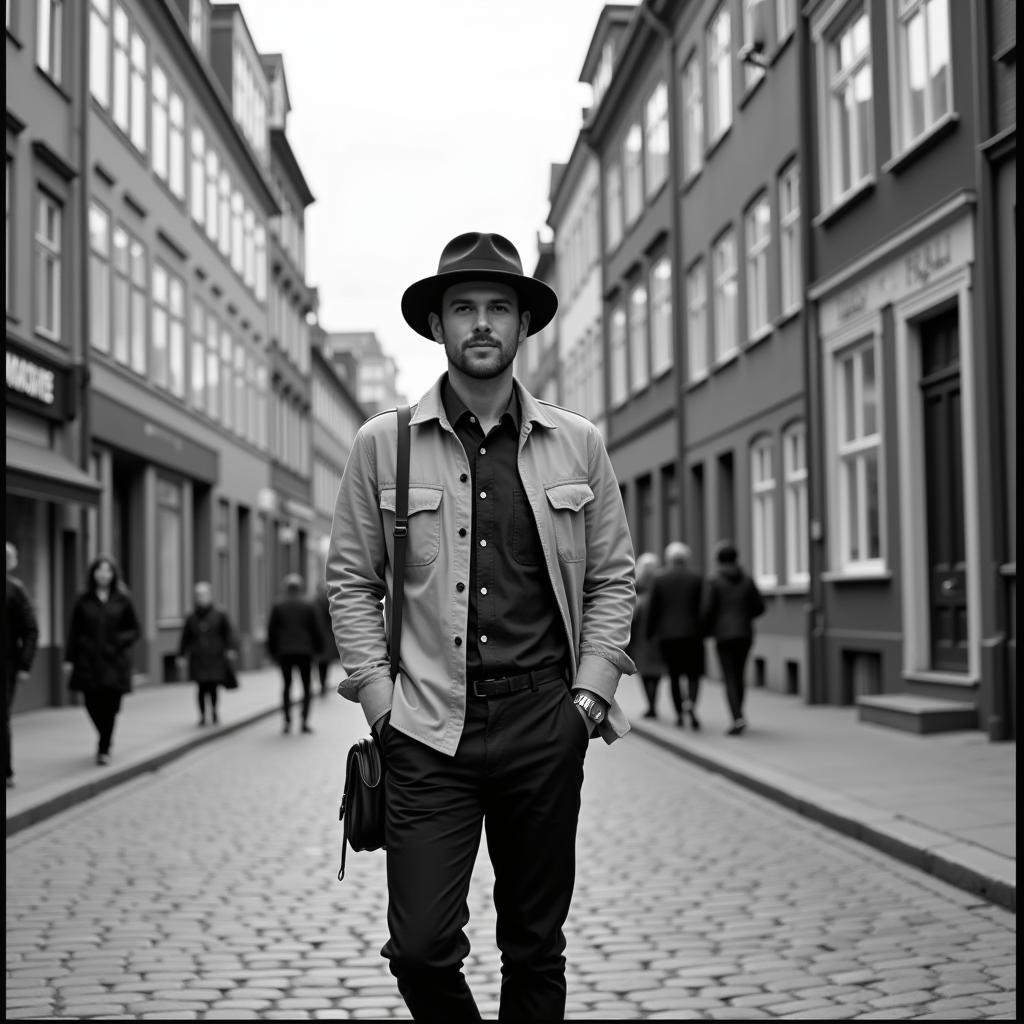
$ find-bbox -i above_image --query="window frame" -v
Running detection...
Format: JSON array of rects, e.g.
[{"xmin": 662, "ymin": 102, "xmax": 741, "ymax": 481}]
[
  {"xmin": 644, "ymin": 81, "xmax": 670, "ymax": 197},
  {"xmin": 681, "ymin": 52, "xmax": 704, "ymax": 180},
  {"xmin": 712, "ymin": 228, "xmax": 738, "ymax": 366},
  {"xmin": 604, "ymin": 160, "xmax": 623, "ymax": 252},
  {"xmin": 750, "ymin": 434, "xmax": 778, "ymax": 588},
  {"xmin": 88, "ymin": 201, "xmax": 112, "ymax": 354},
  {"xmin": 686, "ymin": 258, "xmax": 709, "ymax": 383},
  {"xmin": 608, "ymin": 303, "xmax": 628, "ymax": 408},
  {"xmin": 34, "ymin": 189, "xmax": 62, "ymax": 342},
  {"xmin": 778, "ymin": 161, "xmax": 802, "ymax": 316},
  {"xmin": 628, "ymin": 279, "xmax": 650, "ymax": 395},
  {"xmin": 783, "ymin": 421, "xmax": 810, "ymax": 586},
  {"xmin": 649, "ymin": 255, "xmax": 673, "ymax": 378},
  {"xmin": 36, "ymin": 0, "xmax": 63, "ymax": 85},
  {"xmin": 706, "ymin": 3, "xmax": 734, "ymax": 145},
  {"xmin": 622, "ymin": 122, "xmax": 644, "ymax": 227},
  {"xmin": 745, "ymin": 192, "xmax": 772, "ymax": 341}
]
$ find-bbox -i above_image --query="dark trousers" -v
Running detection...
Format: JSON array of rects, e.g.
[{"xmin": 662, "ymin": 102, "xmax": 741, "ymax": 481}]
[
  {"xmin": 83, "ymin": 689, "xmax": 124, "ymax": 755},
  {"xmin": 716, "ymin": 638, "xmax": 752, "ymax": 722},
  {"xmin": 279, "ymin": 656, "xmax": 312, "ymax": 724},
  {"xmin": 380, "ymin": 678, "xmax": 588, "ymax": 1022},
  {"xmin": 6, "ymin": 669, "xmax": 18, "ymax": 779},
  {"xmin": 640, "ymin": 674, "xmax": 661, "ymax": 713},
  {"xmin": 659, "ymin": 638, "xmax": 702, "ymax": 714},
  {"xmin": 196, "ymin": 682, "xmax": 219, "ymax": 719},
  {"xmin": 316, "ymin": 660, "xmax": 331, "ymax": 694}
]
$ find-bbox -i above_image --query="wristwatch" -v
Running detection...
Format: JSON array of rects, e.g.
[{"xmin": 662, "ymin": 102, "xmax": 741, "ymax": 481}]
[{"xmin": 572, "ymin": 691, "xmax": 606, "ymax": 725}]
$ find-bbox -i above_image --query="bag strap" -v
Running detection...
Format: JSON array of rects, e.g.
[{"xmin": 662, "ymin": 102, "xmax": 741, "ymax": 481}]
[{"xmin": 390, "ymin": 405, "xmax": 411, "ymax": 682}]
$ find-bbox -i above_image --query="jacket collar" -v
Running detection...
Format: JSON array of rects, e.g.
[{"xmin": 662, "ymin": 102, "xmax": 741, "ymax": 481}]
[{"xmin": 411, "ymin": 373, "xmax": 557, "ymax": 431}]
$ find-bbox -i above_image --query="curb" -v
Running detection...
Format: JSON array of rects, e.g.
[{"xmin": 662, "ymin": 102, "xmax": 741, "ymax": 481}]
[
  {"xmin": 628, "ymin": 719, "xmax": 1016, "ymax": 913},
  {"xmin": 5, "ymin": 703, "xmax": 282, "ymax": 838}
]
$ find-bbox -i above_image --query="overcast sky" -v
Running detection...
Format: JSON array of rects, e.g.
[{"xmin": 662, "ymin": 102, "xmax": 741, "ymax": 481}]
[{"xmin": 238, "ymin": 0, "xmax": 625, "ymax": 402}]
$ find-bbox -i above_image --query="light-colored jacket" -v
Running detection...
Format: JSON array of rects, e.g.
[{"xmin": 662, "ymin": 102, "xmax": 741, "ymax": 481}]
[{"xmin": 327, "ymin": 374, "xmax": 637, "ymax": 756}]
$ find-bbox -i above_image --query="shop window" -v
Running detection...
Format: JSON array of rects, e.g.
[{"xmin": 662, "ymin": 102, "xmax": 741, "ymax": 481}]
[{"xmin": 156, "ymin": 478, "xmax": 183, "ymax": 622}]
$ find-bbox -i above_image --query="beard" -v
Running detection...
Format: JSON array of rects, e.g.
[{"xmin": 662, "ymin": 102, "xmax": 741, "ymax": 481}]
[{"xmin": 445, "ymin": 334, "xmax": 518, "ymax": 379}]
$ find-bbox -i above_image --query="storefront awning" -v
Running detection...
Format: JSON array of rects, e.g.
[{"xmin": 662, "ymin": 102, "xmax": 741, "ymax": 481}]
[{"xmin": 5, "ymin": 438, "xmax": 102, "ymax": 506}]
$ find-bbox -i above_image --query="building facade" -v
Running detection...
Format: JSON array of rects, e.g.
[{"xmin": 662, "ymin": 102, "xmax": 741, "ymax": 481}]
[
  {"xmin": 321, "ymin": 330, "xmax": 406, "ymax": 414},
  {"xmin": 515, "ymin": 228, "xmax": 561, "ymax": 404},
  {"xmin": 6, "ymin": 0, "xmax": 100, "ymax": 711}
]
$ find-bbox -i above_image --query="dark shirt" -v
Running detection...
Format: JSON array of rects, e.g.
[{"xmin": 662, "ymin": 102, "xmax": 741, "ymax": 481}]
[
  {"xmin": 442, "ymin": 376, "xmax": 567, "ymax": 681},
  {"xmin": 6, "ymin": 575, "xmax": 39, "ymax": 674},
  {"xmin": 267, "ymin": 596, "xmax": 324, "ymax": 660}
]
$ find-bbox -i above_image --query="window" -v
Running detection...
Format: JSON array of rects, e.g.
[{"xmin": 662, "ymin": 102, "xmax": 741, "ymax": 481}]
[
  {"xmin": 779, "ymin": 163, "xmax": 801, "ymax": 314},
  {"xmin": 89, "ymin": 204, "xmax": 111, "ymax": 353},
  {"xmin": 168, "ymin": 91, "xmax": 185, "ymax": 199},
  {"xmin": 189, "ymin": 0, "xmax": 205, "ymax": 51},
  {"xmin": 712, "ymin": 230, "xmax": 738, "ymax": 364},
  {"xmin": 233, "ymin": 343, "xmax": 245, "ymax": 435},
  {"xmin": 206, "ymin": 311, "xmax": 220, "ymax": 420},
  {"xmin": 835, "ymin": 341, "xmax": 882, "ymax": 569},
  {"xmin": 112, "ymin": 6, "xmax": 130, "ymax": 134},
  {"xmin": 609, "ymin": 304, "xmax": 628, "ymax": 407},
  {"xmin": 629, "ymin": 282, "xmax": 649, "ymax": 394},
  {"xmin": 894, "ymin": 0, "xmax": 951, "ymax": 149},
  {"xmin": 751, "ymin": 437, "xmax": 777, "ymax": 587},
  {"xmin": 243, "ymin": 207, "xmax": 255, "ymax": 288},
  {"xmin": 190, "ymin": 127, "xmax": 205, "ymax": 224},
  {"xmin": 90, "ymin": 0, "xmax": 111, "ymax": 107},
  {"xmin": 218, "ymin": 170, "xmax": 230, "ymax": 256},
  {"xmin": 205, "ymin": 148, "xmax": 219, "ymax": 243},
  {"xmin": 604, "ymin": 161, "xmax": 623, "ymax": 252},
  {"xmin": 687, "ymin": 260, "xmax": 709, "ymax": 382},
  {"xmin": 254, "ymin": 225, "xmax": 267, "ymax": 302},
  {"xmin": 682, "ymin": 54, "xmax": 704, "ymax": 178},
  {"xmin": 168, "ymin": 273, "xmax": 185, "ymax": 397},
  {"xmin": 745, "ymin": 193, "xmax": 771, "ymax": 339},
  {"xmin": 152, "ymin": 263, "xmax": 169, "ymax": 388},
  {"xmin": 650, "ymin": 256, "xmax": 673, "ymax": 377},
  {"xmin": 825, "ymin": 9, "xmax": 873, "ymax": 204},
  {"xmin": 129, "ymin": 26, "xmax": 147, "ymax": 152},
  {"xmin": 783, "ymin": 423, "xmax": 809, "ymax": 584},
  {"xmin": 778, "ymin": 0, "xmax": 796, "ymax": 42},
  {"xmin": 644, "ymin": 82, "xmax": 669, "ymax": 196},
  {"xmin": 152, "ymin": 66, "xmax": 168, "ymax": 182},
  {"xmin": 35, "ymin": 192, "xmax": 61, "ymax": 340},
  {"xmin": 36, "ymin": 0, "xmax": 63, "ymax": 82},
  {"xmin": 707, "ymin": 4, "xmax": 733, "ymax": 143},
  {"xmin": 156, "ymin": 478, "xmax": 183, "ymax": 621},
  {"xmin": 742, "ymin": 0, "xmax": 766, "ymax": 89},
  {"xmin": 623, "ymin": 124, "xmax": 644, "ymax": 225},
  {"xmin": 231, "ymin": 190, "xmax": 243, "ymax": 273},
  {"xmin": 190, "ymin": 300, "xmax": 206, "ymax": 411},
  {"xmin": 127, "ymin": 231, "xmax": 147, "ymax": 372},
  {"xmin": 220, "ymin": 328, "xmax": 233, "ymax": 426}
]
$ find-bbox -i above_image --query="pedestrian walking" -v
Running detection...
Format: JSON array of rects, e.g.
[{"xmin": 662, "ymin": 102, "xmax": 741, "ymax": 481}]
[
  {"xmin": 700, "ymin": 541, "xmax": 766, "ymax": 735},
  {"xmin": 62, "ymin": 556, "xmax": 141, "ymax": 765},
  {"xmin": 327, "ymin": 231, "xmax": 636, "ymax": 1021},
  {"xmin": 6, "ymin": 542, "xmax": 39, "ymax": 788},
  {"xmin": 312, "ymin": 580, "xmax": 338, "ymax": 696},
  {"xmin": 646, "ymin": 541, "xmax": 706, "ymax": 729},
  {"xmin": 176, "ymin": 581, "xmax": 239, "ymax": 727},
  {"xmin": 267, "ymin": 574, "xmax": 324, "ymax": 734},
  {"xmin": 627, "ymin": 551, "xmax": 665, "ymax": 719}
]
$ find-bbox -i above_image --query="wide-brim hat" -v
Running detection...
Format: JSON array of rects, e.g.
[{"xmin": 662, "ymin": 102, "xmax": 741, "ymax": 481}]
[{"xmin": 401, "ymin": 232, "xmax": 558, "ymax": 340}]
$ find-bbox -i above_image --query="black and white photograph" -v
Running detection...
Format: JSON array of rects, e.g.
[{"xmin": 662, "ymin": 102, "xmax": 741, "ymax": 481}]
[{"xmin": 5, "ymin": 0, "xmax": 1016, "ymax": 1019}]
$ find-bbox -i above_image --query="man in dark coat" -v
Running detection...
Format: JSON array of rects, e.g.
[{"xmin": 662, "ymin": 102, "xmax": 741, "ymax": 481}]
[
  {"xmin": 6, "ymin": 542, "xmax": 39, "ymax": 787},
  {"xmin": 646, "ymin": 541, "xmax": 705, "ymax": 728},
  {"xmin": 177, "ymin": 581, "xmax": 239, "ymax": 727},
  {"xmin": 700, "ymin": 541, "xmax": 766, "ymax": 735},
  {"xmin": 267, "ymin": 574, "xmax": 324, "ymax": 733}
]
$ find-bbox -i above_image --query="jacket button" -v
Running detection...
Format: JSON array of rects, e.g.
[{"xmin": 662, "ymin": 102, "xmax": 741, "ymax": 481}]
[
  {"xmin": 460, "ymin": 473, "xmax": 468, "ymax": 482},
  {"xmin": 456, "ymin": 582, "xmax": 465, "ymax": 592},
  {"xmin": 459, "ymin": 527, "xmax": 467, "ymax": 537},
  {"xmin": 454, "ymin": 636, "xmax": 462, "ymax": 646}
]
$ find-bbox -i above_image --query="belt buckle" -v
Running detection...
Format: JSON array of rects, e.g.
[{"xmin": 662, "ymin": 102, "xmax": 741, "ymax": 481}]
[{"xmin": 474, "ymin": 676, "xmax": 509, "ymax": 698}]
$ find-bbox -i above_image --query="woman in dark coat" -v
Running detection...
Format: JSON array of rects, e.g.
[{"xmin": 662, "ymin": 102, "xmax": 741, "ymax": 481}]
[
  {"xmin": 63, "ymin": 556, "xmax": 141, "ymax": 765},
  {"xmin": 626, "ymin": 552, "xmax": 666, "ymax": 720},
  {"xmin": 700, "ymin": 541, "xmax": 766, "ymax": 736},
  {"xmin": 177, "ymin": 581, "xmax": 238, "ymax": 727}
]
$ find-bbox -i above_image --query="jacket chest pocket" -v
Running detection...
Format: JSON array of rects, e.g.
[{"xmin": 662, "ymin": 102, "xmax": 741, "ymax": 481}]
[
  {"xmin": 379, "ymin": 485, "xmax": 443, "ymax": 567},
  {"xmin": 544, "ymin": 482, "xmax": 594, "ymax": 563}
]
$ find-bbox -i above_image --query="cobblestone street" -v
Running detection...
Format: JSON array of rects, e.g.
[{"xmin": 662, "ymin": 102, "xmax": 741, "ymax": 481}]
[{"xmin": 6, "ymin": 697, "xmax": 1016, "ymax": 1020}]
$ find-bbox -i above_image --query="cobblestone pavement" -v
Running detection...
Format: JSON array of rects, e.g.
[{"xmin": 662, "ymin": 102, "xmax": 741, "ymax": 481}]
[{"xmin": 6, "ymin": 706, "xmax": 1017, "ymax": 1020}]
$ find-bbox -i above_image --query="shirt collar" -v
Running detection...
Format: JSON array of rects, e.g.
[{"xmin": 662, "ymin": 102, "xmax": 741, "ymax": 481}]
[
  {"xmin": 440, "ymin": 373, "xmax": 520, "ymax": 432},
  {"xmin": 411, "ymin": 372, "xmax": 557, "ymax": 431}
]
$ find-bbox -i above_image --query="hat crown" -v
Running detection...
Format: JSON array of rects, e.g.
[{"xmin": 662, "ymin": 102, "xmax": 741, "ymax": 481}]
[{"xmin": 437, "ymin": 232, "xmax": 524, "ymax": 277}]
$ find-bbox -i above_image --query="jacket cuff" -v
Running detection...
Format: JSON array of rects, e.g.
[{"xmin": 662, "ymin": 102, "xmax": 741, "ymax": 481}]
[
  {"xmin": 356, "ymin": 675, "xmax": 395, "ymax": 732},
  {"xmin": 573, "ymin": 651, "xmax": 627, "ymax": 708}
]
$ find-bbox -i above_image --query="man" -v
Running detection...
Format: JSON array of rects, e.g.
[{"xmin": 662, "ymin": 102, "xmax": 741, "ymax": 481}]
[
  {"xmin": 266, "ymin": 574, "xmax": 323, "ymax": 734},
  {"xmin": 5, "ymin": 543, "xmax": 39, "ymax": 788},
  {"xmin": 176, "ymin": 581, "xmax": 238, "ymax": 726},
  {"xmin": 327, "ymin": 231, "xmax": 636, "ymax": 1021},
  {"xmin": 645, "ymin": 541, "xmax": 705, "ymax": 729}
]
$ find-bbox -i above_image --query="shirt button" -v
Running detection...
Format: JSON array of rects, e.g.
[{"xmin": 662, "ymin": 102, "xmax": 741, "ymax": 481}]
[
  {"xmin": 480, "ymin": 447, "xmax": 486, "ymax": 455},
  {"xmin": 480, "ymin": 539, "xmax": 487, "ymax": 547},
  {"xmin": 479, "ymin": 491, "xmax": 486, "ymax": 499},
  {"xmin": 459, "ymin": 527, "xmax": 467, "ymax": 537},
  {"xmin": 456, "ymin": 582, "xmax": 465, "ymax": 592},
  {"xmin": 480, "ymin": 635, "xmax": 488, "ymax": 644},
  {"xmin": 469, "ymin": 415, "xmax": 477, "ymax": 423},
  {"xmin": 454, "ymin": 636, "xmax": 462, "ymax": 647},
  {"xmin": 480, "ymin": 587, "xmax": 487, "ymax": 595},
  {"xmin": 460, "ymin": 473, "xmax": 468, "ymax": 483}
]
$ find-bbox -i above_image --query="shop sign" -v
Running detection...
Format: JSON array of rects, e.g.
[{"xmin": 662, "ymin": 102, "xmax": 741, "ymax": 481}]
[{"xmin": 6, "ymin": 351, "xmax": 56, "ymax": 405}]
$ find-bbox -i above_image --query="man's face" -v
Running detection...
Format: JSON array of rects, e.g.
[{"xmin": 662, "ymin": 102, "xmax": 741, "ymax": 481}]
[
  {"xmin": 194, "ymin": 583, "xmax": 212, "ymax": 608},
  {"xmin": 428, "ymin": 282, "xmax": 530, "ymax": 380}
]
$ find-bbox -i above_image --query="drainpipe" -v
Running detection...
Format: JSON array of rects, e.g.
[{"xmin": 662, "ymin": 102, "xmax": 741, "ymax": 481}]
[
  {"xmin": 77, "ymin": 3, "xmax": 92, "ymax": 482},
  {"xmin": 796, "ymin": 6, "xmax": 825, "ymax": 705},
  {"xmin": 969, "ymin": 0, "xmax": 1009, "ymax": 740},
  {"xmin": 638, "ymin": 1, "xmax": 685, "ymax": 546}
]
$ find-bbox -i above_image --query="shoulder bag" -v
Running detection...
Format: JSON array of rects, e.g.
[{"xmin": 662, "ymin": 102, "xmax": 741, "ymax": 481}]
[{"xmin": 337, "ymin": 405, "xmax": 410, "ymax": 881}]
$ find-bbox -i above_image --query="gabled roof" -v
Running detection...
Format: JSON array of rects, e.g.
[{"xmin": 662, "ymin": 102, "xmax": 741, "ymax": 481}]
[{"xmin": 579, "ymin": 3, "xmax": 637, "ymax": 83}]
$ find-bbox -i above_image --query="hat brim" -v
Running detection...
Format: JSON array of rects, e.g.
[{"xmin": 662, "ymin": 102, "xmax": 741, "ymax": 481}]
[{"xmin": 401, "ymin": 270, "xmax": 558, "ymax": 340}]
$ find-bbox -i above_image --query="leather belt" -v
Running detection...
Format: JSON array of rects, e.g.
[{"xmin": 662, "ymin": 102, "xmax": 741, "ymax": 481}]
[{"xmin": 469, "ymin": 664, "xmax": 566, "ymax": 698}]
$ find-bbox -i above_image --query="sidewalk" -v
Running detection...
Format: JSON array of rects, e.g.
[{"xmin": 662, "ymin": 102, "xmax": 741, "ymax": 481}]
[{"xmin": 5, "ymin": 668, "xmax": 1015, "ymax": 911}]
